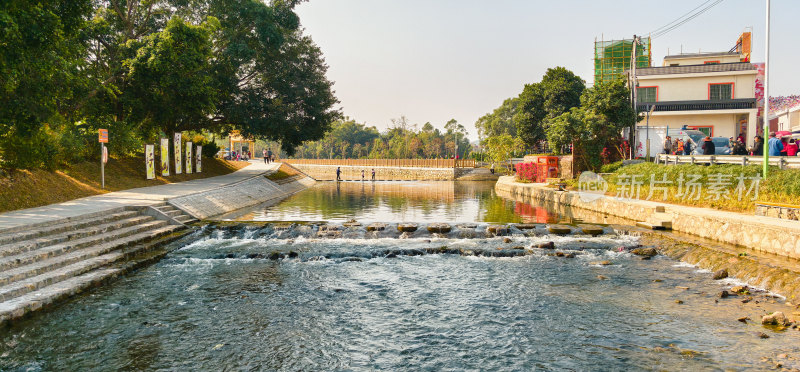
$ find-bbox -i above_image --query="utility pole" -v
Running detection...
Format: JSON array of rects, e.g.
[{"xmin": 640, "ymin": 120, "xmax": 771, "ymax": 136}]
[
  {"xmin": 630, "ymin": 35, "xmax": 640, "ymax": 160},
  {"xmin": 763, "ymin": 0, "xmax": 771, "ymax": 179}
]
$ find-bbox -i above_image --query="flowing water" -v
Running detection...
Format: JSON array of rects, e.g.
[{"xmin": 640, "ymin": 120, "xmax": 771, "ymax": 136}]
[{"xmin": 2, "ymin": 181, "xmax": 799, "ymax": 371}]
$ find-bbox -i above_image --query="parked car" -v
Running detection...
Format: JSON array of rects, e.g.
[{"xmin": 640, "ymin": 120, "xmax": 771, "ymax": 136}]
[{"xmin": 710, "ymin": 137, "xmax": 732, "ymax": 155}]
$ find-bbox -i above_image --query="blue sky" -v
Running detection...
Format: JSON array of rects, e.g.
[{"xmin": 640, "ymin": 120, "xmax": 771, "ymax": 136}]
[{"xmin": 295, "ymin": 0, "xmax": 798, "ymax": 140}]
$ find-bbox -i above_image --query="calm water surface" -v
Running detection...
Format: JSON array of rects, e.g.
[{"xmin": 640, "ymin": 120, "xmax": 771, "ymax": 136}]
[{"xmin": 1, "ymin": 181, "xmax": 799, "ymax": 371}]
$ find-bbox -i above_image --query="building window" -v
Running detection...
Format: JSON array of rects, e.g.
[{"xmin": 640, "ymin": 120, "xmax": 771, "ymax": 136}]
[
  {"xmin": 709, "ymin": 83, "xmax": 734, "ymax": 100},
  {"xmin": 688, "ymin": 126, "xmax": 714, "ymax": 137},
  {"xmin": 638, "ymin": 86, "xmax": 658, "ymax": 102}
]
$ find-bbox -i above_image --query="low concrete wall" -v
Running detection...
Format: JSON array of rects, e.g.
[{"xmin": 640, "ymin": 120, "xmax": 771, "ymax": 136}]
[
  {"xmin": 169, "ymin": 175, "xmax": 315, "ymax": 220},
  {"xmin": 495, "ymin": 176, "xmax": 800, "ymax": 260},
  {"xmin": 291, "ymin": 164, "xmax": 470, "ymax": 181}
]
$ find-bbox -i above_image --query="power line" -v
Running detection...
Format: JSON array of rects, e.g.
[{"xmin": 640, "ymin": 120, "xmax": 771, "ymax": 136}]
[{"xmin": 646, "ymin": 0, "xmax": 725, "ymax": 39}]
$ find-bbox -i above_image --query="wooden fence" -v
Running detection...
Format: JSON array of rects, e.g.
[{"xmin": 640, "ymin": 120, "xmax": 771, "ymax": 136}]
[{"xmin": 284, "ymin": 158, "xmax": 476, "ymax": 168}]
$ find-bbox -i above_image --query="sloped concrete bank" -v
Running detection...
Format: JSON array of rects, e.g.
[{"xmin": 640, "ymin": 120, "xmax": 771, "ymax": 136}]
[
  {"xmin": 495, "ymin": 176, "xmax": 800, "ymax": 260},
  {"xmin": 496, "ymin": 176, "xmax": 800, "ymax": 300},
  {"xmin": 169, "ymin": 173, "xmax": 315, "ymax": 220}
]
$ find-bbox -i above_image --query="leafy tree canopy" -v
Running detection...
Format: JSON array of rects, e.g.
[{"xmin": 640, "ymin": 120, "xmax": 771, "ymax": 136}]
[{"xmin": 514, "ymin": 67, "xmax": 585, "ymax": 147}]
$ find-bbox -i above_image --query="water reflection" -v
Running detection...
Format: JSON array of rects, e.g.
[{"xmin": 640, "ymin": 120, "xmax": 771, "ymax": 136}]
[{"xmin": 228, "ymin": 181, "xmax": 560, "ymax": 224}]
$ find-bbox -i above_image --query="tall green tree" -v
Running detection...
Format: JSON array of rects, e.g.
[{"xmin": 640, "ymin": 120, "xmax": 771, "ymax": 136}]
[
  {"xmin": 475, "ymin": 97, "xmax": 517, "ymax": 144},
  {"xmin": 514, "ymin": 67, "xmax": 585, "ymax": 149}
]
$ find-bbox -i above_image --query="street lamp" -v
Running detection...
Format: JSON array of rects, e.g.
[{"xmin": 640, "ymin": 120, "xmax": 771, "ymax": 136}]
[{"xmin": 646, "ymin": 104, "xmax": 656, "ymax": 162}]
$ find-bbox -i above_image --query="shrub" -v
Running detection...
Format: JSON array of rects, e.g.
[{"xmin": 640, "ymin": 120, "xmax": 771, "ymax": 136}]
[{"xmin": 599, "ymin": 160, "xmax": 624, "ymax": 174}]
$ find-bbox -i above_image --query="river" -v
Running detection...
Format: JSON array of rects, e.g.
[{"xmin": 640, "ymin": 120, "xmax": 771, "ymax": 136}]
[{"xmin": 1, "ymin": 181, "xmax": 798, "ymax": 371}]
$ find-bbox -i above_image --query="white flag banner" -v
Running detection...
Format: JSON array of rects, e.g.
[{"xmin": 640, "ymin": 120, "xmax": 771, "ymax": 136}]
[
  {"xmin": 196, "ymin": 145, "xmax": 202, "ymax": 173},
  {"xmin": 185, "ymin": 142, "xmax": 193, "ymax": 174},
  {"xmin": 174, "ymin": 133, "xmax": 182, "ymax": 174}
]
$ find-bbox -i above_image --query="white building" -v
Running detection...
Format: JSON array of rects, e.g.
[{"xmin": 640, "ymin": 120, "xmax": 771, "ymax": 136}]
[{"xmin": 632, "ymin": 51, "xmax": 758, "ymax": 146}]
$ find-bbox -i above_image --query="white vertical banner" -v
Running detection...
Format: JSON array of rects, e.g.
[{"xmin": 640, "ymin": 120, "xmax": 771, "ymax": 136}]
[
  {"xmin": 160, "ymin": 138, "xmax": 170, "ymax": 176},
  {"xmin": 185, "ymin": 142, "xmax": 193, "ymax": 174},
  {"xmin": 145, "ymin": 144, "xmax": 155, "ymax": 180},
  {"xmin": 196, "ymin": 145, "xmax": 202, "ymax": 173},
  {"xmin": 174, "ymin": 133, "xmax": 182, "ymax": 174}
]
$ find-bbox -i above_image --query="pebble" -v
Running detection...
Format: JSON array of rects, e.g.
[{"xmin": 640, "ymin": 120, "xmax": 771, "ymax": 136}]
[
  {"xmin": 597, "ymin": 275, "xmax": 609, "ymax": 280},
  {"xmin": 738, "ymin": 316, "xmax": 750, "ymax": 323},
  {"xmin": 757, "ymin": 332, "xmax": 770, "ymax": 339},
  {"xmin": 712, "ymin": 269, "xmax": 728, "ymax": 280},
  {"xmin": 675, "ymin": 300, "xmax": 684, "ymax": 304}
]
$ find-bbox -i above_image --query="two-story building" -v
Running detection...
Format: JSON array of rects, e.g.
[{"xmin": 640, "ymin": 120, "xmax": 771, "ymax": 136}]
[{"xmin": 632, "ymin": 51, "xmax": 758, "ymax": 146}]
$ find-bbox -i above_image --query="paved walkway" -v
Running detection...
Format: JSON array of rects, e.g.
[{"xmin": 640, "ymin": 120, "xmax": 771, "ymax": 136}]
[{"xmin": 0, "ymin": 161, "xmax": 280, "ymax": 231}]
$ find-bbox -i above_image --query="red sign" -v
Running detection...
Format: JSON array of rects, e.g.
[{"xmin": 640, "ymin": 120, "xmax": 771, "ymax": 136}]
[{"xmin": 98, "ymin": 129, "xmax": 108, "ymax": 143}]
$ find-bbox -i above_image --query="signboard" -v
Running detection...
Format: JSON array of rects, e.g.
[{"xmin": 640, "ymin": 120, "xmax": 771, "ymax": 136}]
[
  {"xmin": 160, "ymin": 138, "xmax": 170, "ymax": 176},
  {"xmin": 196, "ymin": 145, "xmax": 202, "ymax": 173},
  {"xmin": 174, "ymin": 133, "xmax": 182, "ymax": 174},
  {"xmin": 98, "ymin": 129, "xmax": 108, "ymax": 143},
  {"xmin": 102, "ymin": 146, "xmax": 108, "ymax": 164},
  {"xmin": 145, "ymin": 144, "xmax": 155, "ymax": 180},
  {"xmin": 185, "ymin": 142, "xmax": 193, "ymax": 174}
]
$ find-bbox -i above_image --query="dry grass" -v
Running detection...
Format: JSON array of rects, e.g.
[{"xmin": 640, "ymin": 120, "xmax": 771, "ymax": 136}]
[{"xmin": 0, "ymin": 157, "xmax": 250, "ymax": 213}]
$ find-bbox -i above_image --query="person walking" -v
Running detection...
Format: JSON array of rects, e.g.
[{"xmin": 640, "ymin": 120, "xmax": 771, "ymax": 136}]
[
  {"xmin": 768, "ymin": 132, "xmax": 784, "ymax": 156},
  {"xmin": 361, "ymin": 169, "xmax": 365, "ymax": 181},
  {"xmin": 267, "ymin": 148, "xmax": 273, "ymax": 163},
  {"xmin": 750, "ymin": 136, "xmax": 764, "ymax": 156},
  {"xmin": 663, "ymin": 136, "xmax": 673, "ymax": 155},
  {"xmin": 336, "ymin": 166, "xmax": 341, "ymax": 181},
  {"xmin": 702, "ymin": 136, "xmax": 715, "ymax": 155},
  {"xmin": 262, "ymin": 149, "xmax": 268, "ymax": 164},
  {"xmin": 371, "ymin": 168, "xmax": 375, "ymax": 181},
  {"xmin": 675, "ymin": 139, "xmax": 684, "ymax": 156},
  {"xmin": 490, "ymin": 163, "xmax": 495, "ymax": 174}
]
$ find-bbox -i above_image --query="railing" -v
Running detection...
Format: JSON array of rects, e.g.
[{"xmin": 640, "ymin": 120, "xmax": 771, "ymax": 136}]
[
  {"xmin": 637, "ymin": 98, "xmax": 756, "ymax": 112},
  {"xmin": 284, "ymin": 158, "xmax": 476, "ymax": 168},
  {"xmin": 656, "ymin": 154, "xmax": 800, "ymax": 169}
]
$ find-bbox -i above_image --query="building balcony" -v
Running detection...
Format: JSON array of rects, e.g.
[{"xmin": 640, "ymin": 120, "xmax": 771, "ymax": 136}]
[
  {"xmin": 634, "ymin": 62, "xmax": 756, "ymax": 76},
  {"xmin": 637, "ymin": 98, "xmax": 756, "ymax": 112}
]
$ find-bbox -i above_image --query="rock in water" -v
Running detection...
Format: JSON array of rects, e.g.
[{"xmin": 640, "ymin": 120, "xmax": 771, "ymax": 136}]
[
  {"xmin": 712, "ymin": 269, "xmax": 728, "ymax": 280},
  {"xmin": 426, "ymin": 223, "xmax": 451, "ymax": 234},
  {"xmin": 631, "ymin": 247, "xmax": 658, "ymax": 257},
  {"xmin": 397, "ymin": 223, "xmax": 418, "ymax": 233},
  {"xmin": 590, "ymin": 260, "xmax": 612, "ymax": 266},
  {"xmin": 738, "ymin": 316, "xmax": 750, "ymax": 323},
  {"xmin": 487, "ymin": 225, "xmax": 509, "ymax": 236},
  {"xmin": 503, "ymin": 237, "xmax": 512, "ymax": 243},
  {"xmin": 718, "ymin": 290, "xmax": 731, "ymax": 298},
  {"xmin": 762, "ymin": 312, "xmax": 791, "ymax": 326},
  {"xmin": 547, "ymin": 224, "xmax": 572, "ymax": 235},
  {"xmin": 536, "ymin": 241, "xmax": 555, "ymax": 249},
  {"xmin": 367, "ymin": 222, "xmax": 387, "ymax": 232}
]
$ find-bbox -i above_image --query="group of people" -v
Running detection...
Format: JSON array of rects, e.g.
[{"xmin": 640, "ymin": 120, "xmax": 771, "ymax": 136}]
[
  {"xmin": 663, "ymin": 132, "xmax": 799, "ymax": 157},
  {"xmin": 230, "ymin": 150, "xmax": 250, "ymax": 161},
  {"xmin": 262, "ymin": 148, "xmax": 274, "ymax": 164},
  {"xmin": 335, "ymin": 167, "xmax": 376, "ymax": 181},
  {"xmin": 662, "ymin": 135, "xmax": 698, "ymax": 155}
]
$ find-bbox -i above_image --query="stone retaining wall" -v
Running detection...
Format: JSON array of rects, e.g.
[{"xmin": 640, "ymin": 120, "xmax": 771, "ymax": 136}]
[
  {"xmin": 495, "ymin": 176, "xmax": 800, "ymax": 260},
  {"xmin": 169, "ymin": 175, "xmax": 315, "ymax": 220},
  {"xmin": 755, "ymin": 203, "xmax": 800, "ymax": 221},
  {"xmin": 291, "ymin": 164, "xmax": 470, "ymax": 181}
]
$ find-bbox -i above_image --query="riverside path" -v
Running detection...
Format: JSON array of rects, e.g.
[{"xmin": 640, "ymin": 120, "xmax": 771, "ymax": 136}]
[{"xmin": 0, "ymin": 161, "xmax": 279, "ymax": 231}]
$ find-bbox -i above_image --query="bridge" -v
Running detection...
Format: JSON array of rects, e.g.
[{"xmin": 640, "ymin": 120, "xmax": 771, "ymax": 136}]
[{"xmin": 283, "ymin": 159, "xmax": 498, "ymax": 181}]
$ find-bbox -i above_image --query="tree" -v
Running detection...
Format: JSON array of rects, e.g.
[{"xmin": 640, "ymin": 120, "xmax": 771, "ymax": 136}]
[
  {"xmin": 485, "ymin": 134, "xmax": 523, "ymax": 166},
  {"xmin": 545, "ymin": 77, "xmax": 636, "ymax": 171},
  {"xmin": 475, "ymin": 97, "xmax": 518, "ymax": 143},
  {"xmin": 514, "ymin": 67, "xmax": 585, "ymax": 149}
]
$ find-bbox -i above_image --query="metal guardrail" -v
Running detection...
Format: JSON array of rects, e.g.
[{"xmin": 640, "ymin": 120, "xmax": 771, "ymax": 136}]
[
  {"xmin": 284, "ymin": 158, "xmax": 477, "ymax": 168},
  {"xmin": 656, "ymin": 154, "xmax": 800, "ymax": 169}
]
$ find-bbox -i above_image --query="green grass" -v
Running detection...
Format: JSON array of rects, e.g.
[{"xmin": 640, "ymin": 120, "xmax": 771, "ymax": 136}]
[{"xmin": 0, "ymin": 157, "xmax": 250, "ymax": 213}]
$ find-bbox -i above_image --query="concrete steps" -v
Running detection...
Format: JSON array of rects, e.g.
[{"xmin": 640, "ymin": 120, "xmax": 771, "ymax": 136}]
[
  {"xmin": 0, "ymin": 207, "xmax": 189, "ymax": 325},
  {"xmin": 153, "ymin": 204, "xmax": 198, "ymax": 225},
  {"xmin": 636, "ymin": 207, "xmax": 673, "ymax": 230}
]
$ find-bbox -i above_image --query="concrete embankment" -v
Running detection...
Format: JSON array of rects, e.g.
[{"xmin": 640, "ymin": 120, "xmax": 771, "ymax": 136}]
[
  {"xmin": 495, "ymin": 176, "xmax": 800, "ymax": 260},
  {"xmin": 0, "ymin": 163, "xmax": 315, "ymax": 325},
  {"xmin": 496, "ymin": 176, "xmax": 800, "ymax": 300},
  {"xmin": 289, "ymin": 164, "xmax": 472, "ymax": 181},
  {"xmin": 169, "ymin": 172, "xmax": 315, "ymax": 220}
]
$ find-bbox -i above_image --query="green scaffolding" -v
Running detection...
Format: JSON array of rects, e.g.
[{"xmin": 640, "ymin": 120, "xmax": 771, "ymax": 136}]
[{"xmin": 594, "ymin": 37, "xmax": 651, "ymax": 85}]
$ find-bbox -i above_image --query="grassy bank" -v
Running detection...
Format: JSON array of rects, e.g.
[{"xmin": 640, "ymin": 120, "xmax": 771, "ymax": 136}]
[
  {"xmin": 565, "ymin": 162, "xmax": 800, "ymax": 213},
  {"xmin": 0, "ymin": 157, "xmax": 250, "ymax": 213}
]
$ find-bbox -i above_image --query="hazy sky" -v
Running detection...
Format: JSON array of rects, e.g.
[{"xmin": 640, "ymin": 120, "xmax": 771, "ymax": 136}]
[{"xmin": 295, "ymin": 0, "xmax": 799, "ymax": 140}]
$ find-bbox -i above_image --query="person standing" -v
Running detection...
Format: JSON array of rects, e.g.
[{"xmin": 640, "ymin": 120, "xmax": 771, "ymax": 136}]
[
  {"xmin": 490, "ymin": 163, "xmax": 495, "ymax": 174},
  {"xmin": 267, "ymin": 148, "xmax": 273, "ymax": 163},
  {"xmin": 361, "ymin": 169, "xmax": 365, "ymax": 181},
  {"xmin": 702, "ymin": 136, "xmax": 715, "ymax": 155},
  {"xmin": 663, "ymin": 136, "xmax": 673, "ymax": 154},
  {"xmin": 750, "ymin": 136, "xmax": 764, "ymax": 156},
  {"xmin": 336, "ymin": 166, "xmax": 341, "ymax": 181},
  {"xmin": 768, "ymin": 132, "xmax": 784, "ymax": 156},
  {"xmin": 262, "ymin": 149, "xmax": 268, "ymax": 164},
  {"xmin": 675, "ymin": 139, "xmax": 684, "ymax": 155},
  {"xmin": 786, "ymin": 139, "xmax": 798, "ymax": 156},
  {"xmin": 684, "ymin": 137, "xmax": 695, "ymax": 155},
  {"xmin": 737, "ymin": 133, "xmax": 746, "ymax": 144},
  {"xmin": 371, "ymin": 168, "xmax": 375, "ymax": 181}
]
